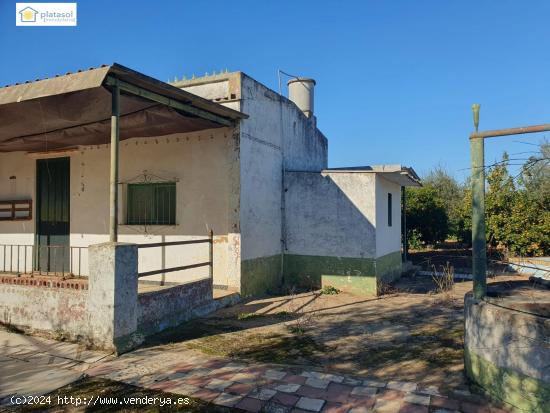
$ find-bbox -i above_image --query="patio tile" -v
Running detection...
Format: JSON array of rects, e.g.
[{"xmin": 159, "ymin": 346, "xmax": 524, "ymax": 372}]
[
  {"xmin": 236, "ymin": 397, "xmax": 265, "ymax": 412},
  {"xmin": 184, "ymin": 376, "xmax": 212, "ymax": 387},
  {"xmin": 348, "ymin": 408, "xmax": 373, "ymax": 413},
  {"xmin": 350, "ymin": 387, "xmax": 378, "ymax": 397},
  {"xmin": 362, "ymin": 380, "xmax": 386, "ymax": 388},
  {"xmin": 249, "ymin": 387, "xmax": 277, "ymax": 401},
  {"xmin": 386, "ymin": 381, "xmax": 417, "ymax": 392},
  {"xmin": 205, "ymin": 378, "xmax": 234, "ymax": 391},
  {"xmin": 296, "ymin": 397, "xmax": 326, "ymax": 412},
  {"xmin": 325, "ymin": 383, "xmax": 353, "ymax": 403},
  {"xmin": 297, "ymin": 385, "xmax": 327, "ymax": 399},
  {"xmin": 398, "ymin": 402, "xmax": 428, "ymax": 413},
  {"xmin": 231, "ymin": 372, "xmax": 260, "ymax": 384},
  {"xmin": 226, "ymin": 382, "xmax": 255, "ymax": 396},
  {"xmin": 430, "ymin": 396, "xmax": 460, "ymax": 411},
  {"xmin": 284, "ymin": 374, "xmax": 307, "ymax": 385},
  {"xmin": 265, "ymin": 369, "xmax": 287, "ymax": 380},
  {"xmin": 347, "ymin": 396, "xmax": 375, "ymax": 410},
  {"xmin": 306, "ymin": 377, "xmax": 331, "ymax": 389},
  {"xmin": 263, "ymin": 401, "xmax": 292, "ymax": 413},
  {"xmin": 273, "ymin": 392, "xmax": 300, "ymax": 406},
  {"xmin": 275, "ymin": 383, "xmax": 302, "ymax": 393},
  {"xmin": 167, "ymin": 383, "xmax": 200, "ymax": 396},
  {"xmin": 322, "ymin": 402, "xmax": 351, "ymax": 413},
  {"xmin": 377, "ymin": 389, "xmax": 405, "ymax": 401},
  {"xmin": 403, "ymin": 393, "xmax": 430, "ymax": 406},
  {"xmin": 343, "ymin": 378, "xmax": 362, "ymax": 386},
  {"xmin": 191, "ymin": 388, "xmax": 220, "ymax": 402},
  {"xmin": 373, "ymin": 398, "xmax": 402, "ymax": 412},
  {"xmin": 213, "ymin": 392, "xmax": 244, "ymax": 407}
]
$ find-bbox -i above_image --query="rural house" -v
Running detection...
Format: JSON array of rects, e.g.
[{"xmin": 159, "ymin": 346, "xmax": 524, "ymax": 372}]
[{"xmin": 0, "ymin": 64, "xmax": 420, "ymax": 351}]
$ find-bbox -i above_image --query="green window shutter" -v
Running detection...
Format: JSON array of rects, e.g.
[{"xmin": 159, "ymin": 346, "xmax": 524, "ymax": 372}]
[{"xmin": 127, "ymin": 182, "xmax": 176, "ymax": 225}]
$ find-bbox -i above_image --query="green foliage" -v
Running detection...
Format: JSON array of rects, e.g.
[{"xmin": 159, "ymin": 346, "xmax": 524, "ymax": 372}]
[
  {"xmin": 407, "ymin": 229, "xmax": 423, "ymax": 250},
  {"xmin": 406, "ymin": 186, "xmax": 449, "ymax": 244},
  {"xmin": 406, "ymin": 143, "xmax": 549, "ymax": 256},
  {"xmin": 423, "ymin": 167, "xmax": 465, "ymax": 237},
  {"xmin": 237, "ymin": 312, "xmax": 263, "ymax": 320},
  {"xmin": 485, "ymin": 152, "xmax": 550, "ymax": 256},
  {"xmin": 319, "ymin": 285, "xmax": 341, "ymax": 295}
]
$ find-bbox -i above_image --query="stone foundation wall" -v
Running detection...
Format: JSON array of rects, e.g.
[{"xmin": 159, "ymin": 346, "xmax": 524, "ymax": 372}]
[
  {"xmin": 137, "ymin": 278, "xmax": 214, "ymax": 336},
  {"xmin": 0, "ymin": 281, "xmax": 88, "ymax": 341},
  {"xmin": 464, "ymin": 293, "xmax": 550, "ymax": 412}
]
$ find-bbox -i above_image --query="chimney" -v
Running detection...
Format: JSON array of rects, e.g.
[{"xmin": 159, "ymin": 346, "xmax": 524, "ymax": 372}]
[{"xmin": 287, "ymin": 78, "xmax": 316, "ymax": 118}]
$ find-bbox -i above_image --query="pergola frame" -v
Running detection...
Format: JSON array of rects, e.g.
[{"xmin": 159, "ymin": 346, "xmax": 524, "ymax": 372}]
[
  {"xmin": 469, "ymin": 123, "xmax": 550, "ymax": 299},
  {"xmin": 104, "ymin": 75, "xmax": 236, "ymax": 242}
]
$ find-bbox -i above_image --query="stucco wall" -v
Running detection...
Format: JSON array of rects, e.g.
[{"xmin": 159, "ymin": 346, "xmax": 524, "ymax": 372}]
[
  {"xmin": 137, "ymin": 278, "xmax": 213, "ymax": 336},
  {"xmin": 0, "ymin": 282, "xmax": 88, "ymax": 340},
  {"xmin": 283, "ymin": 171, "xmax": 403, "ymax": 294},
  {"xmin": 0, "ymin": 127, "xmax": 240, "ymax": 290},
  {"xmin": 375, "ymin": 175, "xmax": 402, "ymax": 258},
  {"xmin": 178, "ymin": 73, "xmax": 329, "ymax": 296},
  {"xmin": 464, "ymin": 294, "xmax": 550, "ymax": 412}
]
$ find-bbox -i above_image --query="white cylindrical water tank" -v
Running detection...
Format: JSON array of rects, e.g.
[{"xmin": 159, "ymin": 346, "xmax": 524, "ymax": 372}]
[{"xmin": 287, "ymin": 78, "xmax": 316, "ymax": 118}]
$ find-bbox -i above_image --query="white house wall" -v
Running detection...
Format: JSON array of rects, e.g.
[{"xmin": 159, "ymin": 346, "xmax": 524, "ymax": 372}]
[
  {"xmin": 0, "ymin": 127, "xmax": 240, "ymax": 290},
  {"xmin": 236, "ymin": 74, "xmax": 328, "ymax": 296},
  {"xmin": 375, "ymin": 175, "xmax": 402, "ymax": 258}
]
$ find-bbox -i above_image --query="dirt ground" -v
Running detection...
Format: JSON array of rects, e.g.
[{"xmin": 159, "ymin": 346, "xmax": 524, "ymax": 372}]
[{"xmin": 143, "ymin": 271, "xmax": 532, "ymax": 397}]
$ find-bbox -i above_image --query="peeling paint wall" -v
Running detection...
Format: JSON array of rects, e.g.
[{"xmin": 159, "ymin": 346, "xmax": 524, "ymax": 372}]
[
  {"xmin": 0, "ymin": 127, "xmax": 240, "ymax": 290},
  {"xmin": 179, "ymin": 73, "xmax": 328, "ymax": 296},
  {"xmin": 137, "ymin": 278, "xmax": 213, "ymax": 336},
  {"xmin": 0, "ymin": 282, "xmax": 88, "ymax": 340},
  {"xmin": 283, "ymin": 171, "xmax": 403, "ymax": 294},
  {"xmin": 237, "ymin": 74, "xmax": 327, "ymax": 296}
]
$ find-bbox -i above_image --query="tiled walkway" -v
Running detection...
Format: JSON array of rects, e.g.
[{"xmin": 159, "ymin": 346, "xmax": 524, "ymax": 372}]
[{"xmin": 86, "ymin": 347, "xmax": 512, "ymax": 413}]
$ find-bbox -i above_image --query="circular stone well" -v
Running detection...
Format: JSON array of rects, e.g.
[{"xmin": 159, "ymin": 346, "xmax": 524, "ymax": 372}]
[{"xmin": 464, "ymin": 281, "xmax": 550, "ymax": 412}]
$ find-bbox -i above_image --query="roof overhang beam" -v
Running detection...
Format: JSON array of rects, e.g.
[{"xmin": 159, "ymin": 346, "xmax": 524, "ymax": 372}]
[{"xmin": 104, "ymin": 76, "xmax": 233, "ymax": 127}]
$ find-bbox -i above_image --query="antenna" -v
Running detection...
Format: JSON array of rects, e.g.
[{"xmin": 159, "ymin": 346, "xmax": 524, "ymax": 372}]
[{"xmin": 277, "ymin": 69, "xmax": 300, "ymax": 96}]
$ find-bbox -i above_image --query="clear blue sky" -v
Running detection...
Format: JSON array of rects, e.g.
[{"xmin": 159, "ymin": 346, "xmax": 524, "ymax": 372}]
[{"xmin": 2, "ymin": 0, "xmax": 549, "ymax": 181}]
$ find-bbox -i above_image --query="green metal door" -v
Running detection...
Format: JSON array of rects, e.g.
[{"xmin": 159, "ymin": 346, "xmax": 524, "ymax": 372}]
[{"xmin": 36, "ymin": 157, "xmax": 70, "ymax": 273}]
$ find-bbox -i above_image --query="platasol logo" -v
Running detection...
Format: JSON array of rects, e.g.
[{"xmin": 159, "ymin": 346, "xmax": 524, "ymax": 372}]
[{"xmin": 16, "ymin": 3, "xmax": 77, "ymax": 26}]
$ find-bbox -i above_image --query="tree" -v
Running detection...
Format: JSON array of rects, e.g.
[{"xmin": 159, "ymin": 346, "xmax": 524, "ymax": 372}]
[
  {"xmin": 422, "ymin": 166, "xmax": 464, "ymax": 238},
  {"xmin": 405, "ymin": 186, "xmax": 448, "ymax": 245}
]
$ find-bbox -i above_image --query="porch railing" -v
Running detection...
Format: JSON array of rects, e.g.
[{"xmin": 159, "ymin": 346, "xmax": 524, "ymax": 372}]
[
  {"xmin": 0, "ymin": 244, "xmax": 88, "ymax": 277},
  {"xmin": 137, "ymin": 230, "xmax": 213, "ymax": 279}
]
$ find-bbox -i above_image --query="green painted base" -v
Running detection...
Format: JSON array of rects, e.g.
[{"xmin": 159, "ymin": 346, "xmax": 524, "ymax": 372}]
[
  {"xmin": 465, "ymin": 349, "xmax": 550, "ymax": 412},
  {"xmin": 241, "ymin": 255, "xmax": 282, "ymax": 297},
  {"xmin": 283, "ymin": 252, "xmax": 402, "ymax": 296}
]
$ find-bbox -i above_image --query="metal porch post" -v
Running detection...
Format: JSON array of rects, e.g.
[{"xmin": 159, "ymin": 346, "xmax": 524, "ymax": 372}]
[
  {"xmin": 401, "ymin": 186, "xmax": 408, "ymax": 262},
  {"xmin": 109, "ymin": 82, "xmax": 120, "ymax": 242},
  {"xmin": 471, "ymin": 136, "xmax": 486, "ymax": 299}
]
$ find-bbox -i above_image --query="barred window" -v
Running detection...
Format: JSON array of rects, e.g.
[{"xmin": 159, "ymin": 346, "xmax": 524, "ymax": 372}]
[{"xmin": 126, "ymin": 182, "xmax": 176, "ymax": 225}]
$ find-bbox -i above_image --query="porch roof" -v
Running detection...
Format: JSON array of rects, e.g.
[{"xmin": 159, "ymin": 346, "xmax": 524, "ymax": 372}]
[{"xmin": 0, "ymin": 63, "xmax": 247, "ymax": 153}]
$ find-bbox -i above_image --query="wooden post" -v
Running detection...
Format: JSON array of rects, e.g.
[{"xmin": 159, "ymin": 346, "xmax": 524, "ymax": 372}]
[
  {"xmin": 471, "ymin": 137, "xmax": 486, "ymax": 299},
  {"xmin": 209, "ymin": 229, "xmax": 214, "ymax": 279},
  {"xmin": 109, "ymin": 82, "xmax": 120, "ymax": 242}
]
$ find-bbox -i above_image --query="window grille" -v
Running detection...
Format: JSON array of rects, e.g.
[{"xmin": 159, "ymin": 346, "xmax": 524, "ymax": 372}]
[{"xmin": 126, "ymin": 182, "xmax": 176, "ymax": 225}]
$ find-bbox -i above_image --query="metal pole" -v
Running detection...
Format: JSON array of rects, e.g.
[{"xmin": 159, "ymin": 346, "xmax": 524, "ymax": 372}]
[
  {"xmin": 401, "ymin": 186, "xmax": 408, "ymax": 262},
  {"xmin": 209, "ymin": 229, "xmax": 214, "ymax": 279},
  {"xmin": 109, "ymin": 82, "xmax": 120, "ymax": 242},
  {"xmin": 471, "ymin": 137, "xmax": 486, "ymax": 298}
]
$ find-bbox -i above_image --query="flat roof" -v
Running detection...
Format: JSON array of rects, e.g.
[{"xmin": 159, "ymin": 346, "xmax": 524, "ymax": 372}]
[{"xmin": 322, "ymin": 165, "xmax": 422, "ymax": 187}]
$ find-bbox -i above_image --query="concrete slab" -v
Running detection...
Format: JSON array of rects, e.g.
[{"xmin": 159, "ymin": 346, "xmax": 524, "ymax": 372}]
[{"xmin": 0, "ymin": 329, "xmax": 110, "ymax": 404}]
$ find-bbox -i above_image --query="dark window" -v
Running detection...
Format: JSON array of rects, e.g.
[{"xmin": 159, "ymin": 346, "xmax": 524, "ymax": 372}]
[
  {"xmin": 126, "ymin": 182, "xmax": 176, "ymax": 225},
  {"xmin": 387, "ymin": 193, "xmax": 392, "ymax": 227}
]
